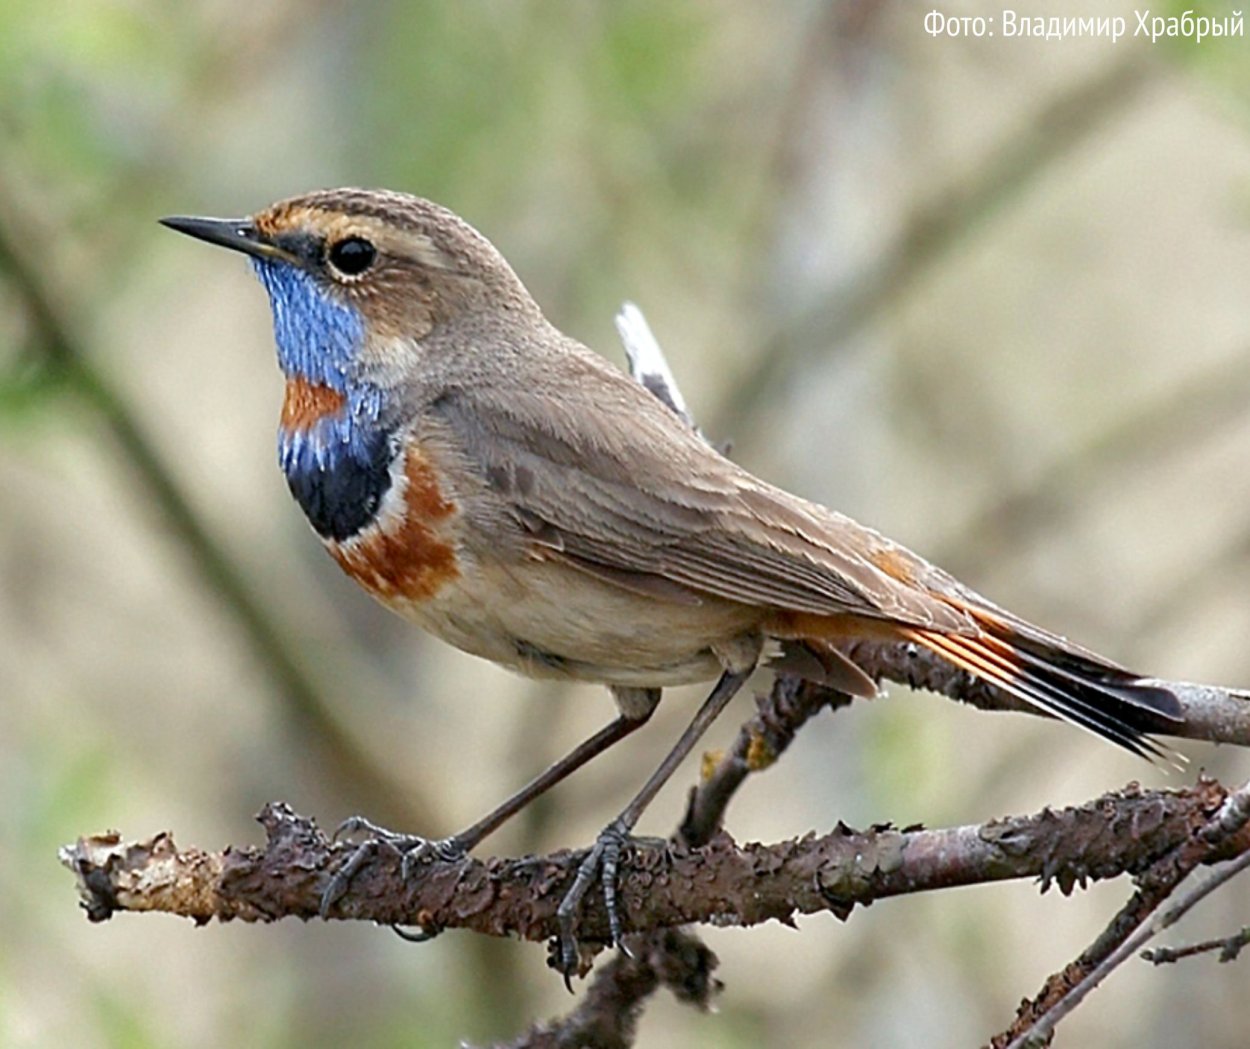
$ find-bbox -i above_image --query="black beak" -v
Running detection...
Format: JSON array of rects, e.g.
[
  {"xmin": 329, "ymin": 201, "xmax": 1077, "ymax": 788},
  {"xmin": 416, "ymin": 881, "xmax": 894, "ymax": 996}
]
[{"xmin": 159, "ymin": 215, "xmax": 294, "ymax": 263}]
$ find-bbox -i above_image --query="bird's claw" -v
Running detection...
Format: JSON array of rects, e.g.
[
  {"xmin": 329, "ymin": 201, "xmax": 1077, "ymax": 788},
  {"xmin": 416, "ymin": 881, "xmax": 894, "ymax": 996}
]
[
  {"xmin": 330, "ymin": 814, "xmax": 401, "ymax": 844},
  {"xmin": 555, "ymin": 820, "xmax": 634, "ymax": 984},
  {"xmin": 320, "ymin": 815, "xmax": 467, "ymax": 926}
]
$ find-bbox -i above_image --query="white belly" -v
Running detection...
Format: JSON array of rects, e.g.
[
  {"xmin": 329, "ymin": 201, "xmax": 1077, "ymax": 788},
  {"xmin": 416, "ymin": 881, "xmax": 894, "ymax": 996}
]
[{"xmin": 381, "ymin": 551, "xmax": 758, "ymax": 687}]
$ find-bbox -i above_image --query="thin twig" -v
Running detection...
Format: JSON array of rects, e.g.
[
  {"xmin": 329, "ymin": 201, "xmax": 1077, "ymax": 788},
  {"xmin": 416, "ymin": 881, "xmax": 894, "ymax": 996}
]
[
  {"xmin": 1009, "ymin": 849, "xmax": 1250, "ymax": 1049},
  {"xmin": 477, "ymin": 930, "xmax": 720, "ymax": 1049},
  {"xmin": 680, "ymin": 675, "xmax": 853, "ymax": 848},
  {"xmin": 841, "ymin": 638, "xmax": 1250, "ymax": 748},
  {"xmin": 1141, "ymin": 925, "xmax": 1250, "ymax": 965},
  {"xmin": 998, "ymin": 780, "xmax": 1250, "ymax": 1049}
]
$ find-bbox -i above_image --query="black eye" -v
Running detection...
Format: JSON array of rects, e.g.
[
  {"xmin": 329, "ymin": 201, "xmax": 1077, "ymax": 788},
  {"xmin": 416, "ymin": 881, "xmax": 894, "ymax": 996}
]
[{"xmin": 327, "ymin": 236, "xmax": 377, "ymax": 277}]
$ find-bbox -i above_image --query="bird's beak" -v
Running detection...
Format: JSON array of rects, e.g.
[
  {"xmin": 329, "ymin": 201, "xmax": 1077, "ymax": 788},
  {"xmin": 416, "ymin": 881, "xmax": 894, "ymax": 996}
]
[{"xmin": 159, "ymin": 215, "xmax": 295, "ymax": 263}]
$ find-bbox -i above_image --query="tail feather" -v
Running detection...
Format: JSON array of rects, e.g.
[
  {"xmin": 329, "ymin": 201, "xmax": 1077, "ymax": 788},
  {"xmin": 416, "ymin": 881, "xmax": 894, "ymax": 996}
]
[
  {"xmin": 901, "ymin": 626, "xmax": 1183, "ymax": 763},
  {"xmin": 986, "ymin": 634, "xmax": 1182, "ymax": 724}
]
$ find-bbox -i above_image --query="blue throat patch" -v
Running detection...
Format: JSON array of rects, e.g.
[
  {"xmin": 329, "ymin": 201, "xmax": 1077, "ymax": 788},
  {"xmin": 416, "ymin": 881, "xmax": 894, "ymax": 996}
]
[{"xmin": 252, "ymin": 260, "xmax": 395, "ymax": 542}]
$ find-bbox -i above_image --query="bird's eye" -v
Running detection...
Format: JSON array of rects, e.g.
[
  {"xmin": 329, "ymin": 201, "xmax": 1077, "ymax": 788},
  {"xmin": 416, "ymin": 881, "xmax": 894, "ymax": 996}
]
[{"xmin": 327, "ymin": 236, "xmax": 377, "ymax": 277}]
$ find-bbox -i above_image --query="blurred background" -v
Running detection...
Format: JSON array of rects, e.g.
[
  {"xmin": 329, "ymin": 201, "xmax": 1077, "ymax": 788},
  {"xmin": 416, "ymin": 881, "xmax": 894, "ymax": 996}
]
[{"xmin": 3, "ymin": 1, "xmax": 1250, "ymax": 1046}]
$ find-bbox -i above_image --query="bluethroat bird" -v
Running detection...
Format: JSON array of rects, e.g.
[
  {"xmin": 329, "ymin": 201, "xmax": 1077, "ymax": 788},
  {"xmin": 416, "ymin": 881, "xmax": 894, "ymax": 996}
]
[{"xmin": 161, "ymin": 189, "xmax": 1183, "ymax": 974}]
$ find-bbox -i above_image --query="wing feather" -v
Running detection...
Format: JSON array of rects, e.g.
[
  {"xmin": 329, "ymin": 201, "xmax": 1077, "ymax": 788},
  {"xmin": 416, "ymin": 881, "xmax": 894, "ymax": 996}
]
[{"xmin": 432, "ymin": 366, "xmax": 965, "ymax": 631}]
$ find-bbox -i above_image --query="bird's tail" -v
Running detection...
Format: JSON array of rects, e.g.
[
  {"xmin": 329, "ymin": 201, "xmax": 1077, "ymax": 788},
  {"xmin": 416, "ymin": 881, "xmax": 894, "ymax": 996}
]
[{"xmin": 898, "ymin": 619, "xmax": 1184, "ymax": 762}]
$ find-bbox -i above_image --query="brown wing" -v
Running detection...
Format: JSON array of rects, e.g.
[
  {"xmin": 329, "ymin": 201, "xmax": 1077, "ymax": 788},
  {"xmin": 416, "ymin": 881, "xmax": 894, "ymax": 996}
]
[{"xmin": 430, "ymin": 348, "xmax": 972, "ymax": 635}]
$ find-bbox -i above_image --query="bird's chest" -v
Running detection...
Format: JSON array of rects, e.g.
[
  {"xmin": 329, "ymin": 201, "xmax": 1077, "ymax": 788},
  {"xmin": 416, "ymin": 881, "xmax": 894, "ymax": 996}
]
[
  {"xmin": 278, "ymin": 377, "xmax": 464, "ymax": 604},
  {"xmin": 322, "ymin": 441, "xmax": 463, "ymax": 605},
  {"xmin": 279, "ymin": 379, "xmax": 394, "ymax": 542},
  {"xmin": 282, "ymin": 403, "xmax": 750, "ymax": 686}
]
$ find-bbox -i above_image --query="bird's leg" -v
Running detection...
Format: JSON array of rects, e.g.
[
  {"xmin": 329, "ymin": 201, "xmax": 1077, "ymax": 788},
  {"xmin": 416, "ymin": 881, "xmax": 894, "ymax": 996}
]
[
  {"xmin": 320, "ymin": 692, "xmax": 660, "ymax": 920},
  {"xmin": 556, "ymin": 666, "xmax": 753, "ymax": 980}
]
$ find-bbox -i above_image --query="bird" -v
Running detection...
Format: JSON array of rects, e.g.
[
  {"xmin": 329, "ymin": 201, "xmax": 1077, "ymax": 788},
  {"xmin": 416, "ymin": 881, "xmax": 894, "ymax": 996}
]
[{"xmin": 161, "ymin": 188, "xmax": 1184, "ymax": 973}]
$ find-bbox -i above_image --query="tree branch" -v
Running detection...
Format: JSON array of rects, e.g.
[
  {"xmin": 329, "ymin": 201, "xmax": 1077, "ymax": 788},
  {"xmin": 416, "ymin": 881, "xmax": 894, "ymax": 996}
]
[
  {"xmin": 679, "ymin": 675, "xmax": 854, "ymax": 848},
  {"xmin": 1141, "ymin": 925, "xmax": 1250, "ymax": 966},
  {"xmin": 60, "ymin": 777, "xmax": 1247, "ymax": 950},
  {"xmin": 992, "ymin": 779, "xmax": 1250, "ymax": 1049},
  {"xmin": 840, "ymin": 638, "xmax": 1250, "ymax": 747},
  {"xmin": 476, "ymin": 929, "xmax": 720, "ymax": 1049}
]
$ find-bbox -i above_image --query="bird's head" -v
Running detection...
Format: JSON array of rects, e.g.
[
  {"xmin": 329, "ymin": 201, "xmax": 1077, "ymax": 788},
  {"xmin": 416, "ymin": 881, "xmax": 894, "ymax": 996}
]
[
  {"xmin": 162, "ymin": 188, "xmax": 533, "ymax": 541},
  {"xmin": 161, "ymin": 187, "xmax": 536, "ymax": 393}
]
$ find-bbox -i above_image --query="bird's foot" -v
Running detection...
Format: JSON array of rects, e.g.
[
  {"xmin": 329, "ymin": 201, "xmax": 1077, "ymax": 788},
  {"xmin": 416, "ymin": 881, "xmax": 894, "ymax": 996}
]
[
  {"xmin": 320, "ymin": 815, "xmax": 467, "ymax": 939},
  {"xmin": 555, "ymin": 820, "xmax": 659, "ymax": 985}
]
